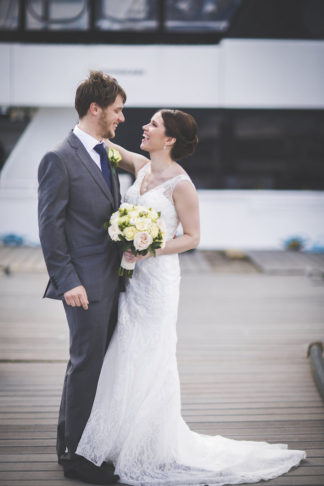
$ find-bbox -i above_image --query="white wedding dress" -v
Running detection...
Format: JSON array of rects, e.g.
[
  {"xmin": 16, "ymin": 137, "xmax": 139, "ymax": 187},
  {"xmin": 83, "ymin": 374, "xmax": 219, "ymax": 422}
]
[{"xmin": 77, "ymin": 162, "xmax": 306, "ymax": 485}]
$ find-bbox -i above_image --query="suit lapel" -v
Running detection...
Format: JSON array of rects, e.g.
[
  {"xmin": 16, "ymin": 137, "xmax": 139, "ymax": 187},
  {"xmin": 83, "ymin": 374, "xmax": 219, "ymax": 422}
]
[{"xmin": 68, "ymin": 132, "xmax": 115, "ymax": 206}]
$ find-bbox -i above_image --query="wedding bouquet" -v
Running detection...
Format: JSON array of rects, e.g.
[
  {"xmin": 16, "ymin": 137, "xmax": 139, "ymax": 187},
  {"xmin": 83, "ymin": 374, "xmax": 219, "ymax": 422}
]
[{"xmin": 105, "ymin": 203, "xmax": 166, "ymax": 278}]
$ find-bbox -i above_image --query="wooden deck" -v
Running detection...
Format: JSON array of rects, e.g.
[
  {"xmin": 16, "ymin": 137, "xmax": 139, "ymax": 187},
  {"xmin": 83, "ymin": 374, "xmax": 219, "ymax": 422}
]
[
  {"xmin": 246, "ymin": 250, "xmax": 324, "ymax": 276},
  {"xmin": 0, "ymin": 251, "xmax": 324, "ymax": 485}
]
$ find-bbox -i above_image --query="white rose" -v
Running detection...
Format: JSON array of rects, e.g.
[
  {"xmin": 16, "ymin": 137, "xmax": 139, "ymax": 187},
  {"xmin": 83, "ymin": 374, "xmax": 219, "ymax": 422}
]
[
  {"xmin": 134, "ymin": 231, "xmax": 153, "ymax": 251},
  {"xmin": 128, "ymin": 210, "xmax": 139, "ymax": 220},
  {"xmin": 135, "ymin": 217, "xmax": 150, "ymax": 231},
  {"xmin": 120, "ymin": 202, "xmax": 132, "ymax": 210},
  {"xmin": 136, "ymin": 205, "xmax": 148, "ymax": 214},
  {"xmin": 149, "ymin": 209, "xmax": 159, "ymax": 220},
  {"xmin": 108, "ymin": 223, "xmax": 121, "ymax": 241},
  {"xmin": 110, "ymin": 211, "xmax": 120, "ymax": 222}
]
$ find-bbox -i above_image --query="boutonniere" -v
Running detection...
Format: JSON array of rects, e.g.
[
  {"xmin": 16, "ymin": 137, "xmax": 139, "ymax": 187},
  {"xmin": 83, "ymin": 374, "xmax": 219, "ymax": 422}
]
[{"xmin": 107, "ymin": 147, "xmax": 122, "ymax": 175}]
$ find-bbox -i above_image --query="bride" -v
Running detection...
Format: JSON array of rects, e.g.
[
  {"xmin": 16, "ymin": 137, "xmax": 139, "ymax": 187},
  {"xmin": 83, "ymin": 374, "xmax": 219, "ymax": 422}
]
[{"xmin": 76, "ymin": 109, "xmax": 306, "ymax": 485}]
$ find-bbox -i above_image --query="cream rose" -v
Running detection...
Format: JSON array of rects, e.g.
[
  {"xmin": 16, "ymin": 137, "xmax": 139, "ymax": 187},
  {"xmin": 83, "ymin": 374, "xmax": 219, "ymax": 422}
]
[
  {"xmin": 123, "ymin": 226, "xmax": 137, "ymax": 241},
  {"xmin": 148, "ymin": 223, "xmax": 159, "ymax": 238},
  {"xmin": 118, "ymin": 215, "xmax": 130, "ymax": 228},
  {"xmin": 135, "ymin": 217, "xmax": 150, "ymax": 231},
  {"xmin": 134, "ymin": 231, "xmax": 153, "ymax": 251}
]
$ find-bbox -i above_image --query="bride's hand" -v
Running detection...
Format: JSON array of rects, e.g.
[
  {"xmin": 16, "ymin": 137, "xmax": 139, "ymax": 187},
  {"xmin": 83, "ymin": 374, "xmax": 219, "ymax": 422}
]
[
  {"xmin": 123, "ymin": 250, "xmax": 136, "ymax": 263},
  {"xmin": 123, "ymin": 250, "xmax": 150, "ymax": 263},
  {"xmin": 134, "ymin": 253, "xmax": 150, "ymax": 262}
]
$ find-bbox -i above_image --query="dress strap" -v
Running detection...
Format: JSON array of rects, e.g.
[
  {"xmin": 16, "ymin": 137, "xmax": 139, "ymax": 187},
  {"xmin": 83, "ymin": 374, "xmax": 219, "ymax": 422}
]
[
  {"xmin": 163, "ymin": 174, "xmax": 194, "ymax": 201},
  {"xmin": 170, "ymin": 174, "xmax": 193, "ymax": 192}
]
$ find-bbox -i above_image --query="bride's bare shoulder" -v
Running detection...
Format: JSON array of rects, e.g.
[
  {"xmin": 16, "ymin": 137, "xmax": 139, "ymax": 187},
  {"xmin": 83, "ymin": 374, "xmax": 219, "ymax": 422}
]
[
  {"xmin": 173, "ymin": 162, "xmax": 189, "ymax": 177},
  {"xmin": 134, "ymin": 160, "xmax": 150, "ymax": 178}
]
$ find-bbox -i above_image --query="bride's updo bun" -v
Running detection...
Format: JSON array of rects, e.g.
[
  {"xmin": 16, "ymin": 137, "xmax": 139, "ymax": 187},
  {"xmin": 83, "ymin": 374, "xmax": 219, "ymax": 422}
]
[{"xmin": 160, "ymin": 109, "xmax": 198, "ymax": 161}]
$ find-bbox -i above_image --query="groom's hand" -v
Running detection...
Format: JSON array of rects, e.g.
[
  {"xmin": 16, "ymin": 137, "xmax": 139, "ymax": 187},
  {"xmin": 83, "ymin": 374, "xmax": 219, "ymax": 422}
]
[{"xmin": 64, "ymin": 285, "xmax": 89, "ymax": 310}]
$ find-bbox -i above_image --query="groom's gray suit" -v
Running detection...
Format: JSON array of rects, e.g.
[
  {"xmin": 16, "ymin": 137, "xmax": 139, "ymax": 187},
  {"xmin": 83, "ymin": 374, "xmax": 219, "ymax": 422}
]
[{"xmin": 38, "ymin": 131, "xmax": 121, "ymax": 459}]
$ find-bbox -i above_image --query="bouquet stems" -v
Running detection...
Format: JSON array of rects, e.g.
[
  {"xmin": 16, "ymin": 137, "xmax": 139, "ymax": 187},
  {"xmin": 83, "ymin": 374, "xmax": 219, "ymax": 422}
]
[
  {"xmin": 118, "ymin": 267, "xmax": 134, "ymax": 278},
  {"xmin": 119, "ymin": 254, "xmax": 136, "ymax": 278}
]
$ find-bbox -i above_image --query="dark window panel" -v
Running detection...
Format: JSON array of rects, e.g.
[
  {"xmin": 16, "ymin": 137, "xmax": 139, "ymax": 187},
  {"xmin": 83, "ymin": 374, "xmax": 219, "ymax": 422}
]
[
  {"xmin": 3, "ymin": 0, "xmax": 324, "ymax": 41},
  {"xmin": 0, "ymin": 0, "xmax": 19, "ymax": 30},
  {"xmin": 165, "ymin": 0, "xmax": 242, "ymax": 32},
  {"xmin": 95, "ymin": 0, "xmax": 159, "ymax": 31},
  {"xmin": 115, "ymin": 108, "xmax": 324, "ymax": 190},
  {"xmin": 1, "ymin": 107, "xmax": 323, "ymax": 190},
  {"xmin": 25, "ymin": 0, "xmax": 88, "ymax": 31}
]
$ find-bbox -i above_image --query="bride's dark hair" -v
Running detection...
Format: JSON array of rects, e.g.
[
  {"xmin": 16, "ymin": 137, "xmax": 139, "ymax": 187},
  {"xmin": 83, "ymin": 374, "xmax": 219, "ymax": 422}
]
[{"xmin": 159, "ymin": 109, "xmax": 198, "ymax": 161}]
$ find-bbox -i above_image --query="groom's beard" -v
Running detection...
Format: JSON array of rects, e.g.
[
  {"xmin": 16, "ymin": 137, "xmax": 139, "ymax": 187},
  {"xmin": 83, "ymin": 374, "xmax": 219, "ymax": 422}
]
[
  {"xmin": 102, "ymin": 128, "xmax": 115, "ymax": 139},
  {"xmin": 98, "ymin": 112, "xmax": 115, "ymax": 139}
]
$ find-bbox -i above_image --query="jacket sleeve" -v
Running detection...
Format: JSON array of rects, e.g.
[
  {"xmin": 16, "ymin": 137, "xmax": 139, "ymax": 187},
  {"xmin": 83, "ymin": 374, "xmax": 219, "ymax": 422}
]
[{"xmin": 38, "ymin": 151, "xmax": 81, "ymax": 296}]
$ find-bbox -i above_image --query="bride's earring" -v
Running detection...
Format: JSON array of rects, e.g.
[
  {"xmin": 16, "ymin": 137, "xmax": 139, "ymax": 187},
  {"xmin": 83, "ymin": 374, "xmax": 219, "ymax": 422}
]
[{"xmin": 164, "ymin": 144, "xmax": 167, "ymax": 150}]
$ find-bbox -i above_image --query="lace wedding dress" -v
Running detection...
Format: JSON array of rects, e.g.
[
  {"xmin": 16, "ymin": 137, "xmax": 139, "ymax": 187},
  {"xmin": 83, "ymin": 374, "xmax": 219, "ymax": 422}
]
[{"xmin": 77, "ymin": 162, "xmax": 306, "ymax": 485}]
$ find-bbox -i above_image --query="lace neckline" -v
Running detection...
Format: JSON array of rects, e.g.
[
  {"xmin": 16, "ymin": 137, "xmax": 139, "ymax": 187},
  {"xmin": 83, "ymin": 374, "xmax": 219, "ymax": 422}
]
[{"xmin": 139, "ymin": 162, "xmax": 187, "ymax": 197}]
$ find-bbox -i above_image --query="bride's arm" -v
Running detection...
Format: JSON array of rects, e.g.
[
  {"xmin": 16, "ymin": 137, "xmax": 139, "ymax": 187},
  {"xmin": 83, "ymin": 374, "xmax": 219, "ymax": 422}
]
[
  {"xmin": 104, "ymin": 139, "xmax": 149, "ymax": 176},
  {"xmin": 157, "ymin": 180, "xmax": 200, "ymax": 256}
]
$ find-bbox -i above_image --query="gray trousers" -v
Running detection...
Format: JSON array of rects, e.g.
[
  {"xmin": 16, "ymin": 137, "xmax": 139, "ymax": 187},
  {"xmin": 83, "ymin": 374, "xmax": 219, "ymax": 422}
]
[{"xmin": 56, "ymin": 288, "xmax": 119, "ymax": 459}]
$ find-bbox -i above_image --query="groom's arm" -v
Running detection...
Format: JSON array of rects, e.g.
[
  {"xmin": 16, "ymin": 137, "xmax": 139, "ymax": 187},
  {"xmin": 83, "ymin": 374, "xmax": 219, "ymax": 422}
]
[{"xmin": 38, "ymin": 151, "xmax": 82, "ymax": 297}]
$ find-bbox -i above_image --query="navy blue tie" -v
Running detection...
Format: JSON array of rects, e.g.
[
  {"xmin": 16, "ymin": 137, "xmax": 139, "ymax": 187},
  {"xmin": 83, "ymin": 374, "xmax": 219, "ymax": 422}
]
[{"xmin": 94, "ymin": 143, "xmax": 112, "ymax": 191}]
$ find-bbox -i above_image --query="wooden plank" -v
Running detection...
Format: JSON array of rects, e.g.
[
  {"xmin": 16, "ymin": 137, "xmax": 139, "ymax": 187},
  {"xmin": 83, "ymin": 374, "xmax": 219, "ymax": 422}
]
[
  {"xmin": 0, "ymin": 462, "xmax": 57, "ymax": 471},
  {"xmin": 0, "ymin": 468, "xmax": 319, "ymax": 480},
  {"xmin": 0, "ymin": 439, "xmax": 55, "ymax": 447},
  {"xmin": 0, "ymin": 270, "xmax": 324, "ymax": 485},
  {"xmin": 0, "ymin": 459, "xmax": 316, "ymax": 473},
  {"xmin": 0, "ymin": 480, "xmax": 124, "ymax": 486},
  {"xmin": 0, "ymin": 454, "xmax": 56, "ymax": 462},
  {"xmin": 246, "ymin": 250, "xmax": 324, "ymax": 275},
  {"xmin": 260, "ymin": 477, "xmax": 324, "ymax": 485}
]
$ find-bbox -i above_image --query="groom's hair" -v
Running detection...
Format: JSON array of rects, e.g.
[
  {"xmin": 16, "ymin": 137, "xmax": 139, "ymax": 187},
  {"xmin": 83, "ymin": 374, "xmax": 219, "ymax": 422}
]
[{"xmin": 75, "ymin": 71, "xmax": 126, "ymax": 119}]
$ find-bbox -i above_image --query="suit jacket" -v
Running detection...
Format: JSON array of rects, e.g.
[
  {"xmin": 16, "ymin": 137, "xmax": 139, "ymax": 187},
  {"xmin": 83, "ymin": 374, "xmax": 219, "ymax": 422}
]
[{"xmin": 38, "ymin": 131, "xmax": 121, "ymax": 302}]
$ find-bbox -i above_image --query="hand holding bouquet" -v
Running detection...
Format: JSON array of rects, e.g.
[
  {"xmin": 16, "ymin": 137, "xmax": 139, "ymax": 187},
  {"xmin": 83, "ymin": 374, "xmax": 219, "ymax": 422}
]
[{"xmin": 105, "ymin": 203, "xmax": 166, "ymax": 278}]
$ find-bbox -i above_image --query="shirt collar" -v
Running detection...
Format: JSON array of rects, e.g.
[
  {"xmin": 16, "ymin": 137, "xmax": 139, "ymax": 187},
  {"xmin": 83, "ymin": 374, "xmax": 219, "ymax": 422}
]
[{"xmin": 73, "ymin": 125, "xmax": 105, "ymax": 152}]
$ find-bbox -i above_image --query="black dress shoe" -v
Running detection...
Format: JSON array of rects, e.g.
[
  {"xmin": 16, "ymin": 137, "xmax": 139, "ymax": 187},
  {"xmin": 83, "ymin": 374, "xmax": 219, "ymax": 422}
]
[
  {"xmin": 63, "ymin": 456, "xmax": 119, "ymax": 484},
  {"xmin": 58, "ymin": 451, "xmax": 78, "ymax": 465}
]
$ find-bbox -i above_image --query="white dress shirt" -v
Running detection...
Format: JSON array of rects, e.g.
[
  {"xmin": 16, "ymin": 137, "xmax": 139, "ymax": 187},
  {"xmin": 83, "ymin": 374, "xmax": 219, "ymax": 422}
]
[{"xmin": 73, "ymin": 125, "xmax": 106, "ymax": 170}]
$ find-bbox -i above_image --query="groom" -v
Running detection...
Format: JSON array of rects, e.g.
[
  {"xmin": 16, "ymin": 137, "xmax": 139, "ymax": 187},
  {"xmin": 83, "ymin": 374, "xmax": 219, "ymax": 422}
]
[{"xmin": 38, "ymin": 71, "xmax": 126, "ymax": 484}]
